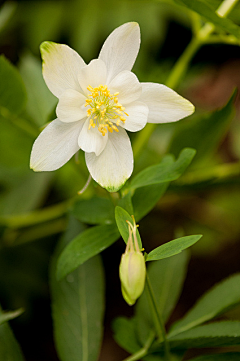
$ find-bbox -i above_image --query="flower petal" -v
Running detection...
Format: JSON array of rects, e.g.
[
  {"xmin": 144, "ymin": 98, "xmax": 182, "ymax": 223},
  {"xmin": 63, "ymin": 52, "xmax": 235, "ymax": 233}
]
[
  {"xmin": 40, "ymin": 41, "xmax": 86, "ymax": 98},
  {"xmin": 30, "ymin": 119, "xmax": 83, "ymax": 171},
  {"xmin": 140, "ymin": 83, "xmax": 195, "ymax": 123},
  {"xmin": 78, "ymin": 59, "xmax": 107, "ymax": 93},
  {"xmin": 78, "ymin": 118, "xmax": 108, "ymax": 156},
  {"xmin": 109, "ymin": 70, "xmax": 142, "ymax": 105},
  {"xmin": 85, "ymin": 127, "xmax": 133, "ymax": 192},
  {"xmin": 123, "ymin": 101, "xmax": 148, "ymax": 132},
  {"xmin": 99, "ymin": 22, "xmax": 140, "ymax": 84},
  {"xmin": 56, "ymin": 89, "xmax": 87, "ymax": 122}
]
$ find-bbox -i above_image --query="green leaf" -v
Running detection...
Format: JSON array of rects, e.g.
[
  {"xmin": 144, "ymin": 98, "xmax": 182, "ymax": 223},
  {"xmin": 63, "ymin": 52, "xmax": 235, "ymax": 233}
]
[
  {"xmin": 0, "ymin": 56, "xmax": 27, "ymax": 116},
  {"xmin": 188, "ymin": 352, "xmax": 240, "ymax": 361},
  {"xmin": 174, "ymin": 0, "xmax": 240, "ymax": 39},
  {"xmin": 0, "ymin": 308, "xmax": 24, "ymax": 325},
  {"xmin": 0, "ymin": 306, "xmax": 25, "ymax": 361},
  {"xmin": 169, "ymin": 273, "xmax": 240, "ymax": 337},
  {"xmin": 50, "ymin": 217, "xmax": 105, "ymax": 361},
  {"xmin": 72, "ymin": 197, "xmax": 115, "ymax": 225},
  {"xmin": 129, "ymin": 148, "xmax": 196, "ymax": 190},
  {"xmin": 115, "ymin": 206, "xmax": 142, "ymax": 248},
  {"xmin": 112, "ymin": 317, "xmax": 142, "ymax": 354},
  {"xmin": 118, "ymin": 192, "xmax": 134, "ymax": 216},
  {"xmin": 19, "ymin": 53, "xmax": 57, "ymax": 126},
  {"xmin": 132, "ymin": 182, "xmax": 169, "ymax": 222},
  {"xmin": 169, "ymin": 95, "xmax": 235, "ymax": 162},
  {"xmin": 135, "ymin": 252, "xmax": 189, "ymax": 346},
  {"xmin": 57, "ymin": 224, "xmax": 119, "ymax": 280},
  {"xmin": 146, "ymin": 235, "xmax": 202, "ymax": 261},
  {"xmin": 168, "ymin": 321, "xmax": 240, "ymax": 349}
]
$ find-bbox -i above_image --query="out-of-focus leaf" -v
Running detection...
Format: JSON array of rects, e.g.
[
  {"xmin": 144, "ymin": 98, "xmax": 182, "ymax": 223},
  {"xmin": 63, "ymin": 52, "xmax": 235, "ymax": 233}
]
[
  {"xmin": 0, "ymin": 2, "xmax": 17, "ymax": 33},
  {"xmin": 174, "ymin": 0, "xmax": 240, "ymax": 39},
  {"xmin": 129, "ymin": 148, "xmax": 196, "ymax": 190},
  {"xmin": 118, "ymin": 192, "xmax": 133, "ymax": 216},
  {"xmin": 0, "ymin": 306, "xmax": 25, "ymax": 361},
  {"xmin": 18, "ymin": 1, "xmax": 64, "ymax": 53},
  {"xmin": 0, "ymin": 308, "xmax": 24, "ymax": 325},
  {"xmin": 72, "ymin": 197, "xmax": 115, "ymax": 225},
  {"xmin": 188, "ymin": 352, "xmax": 240, "ymax": 361},
  {"xmin": 112, "ymin": 317, "xmax": 142, "ymax": 354},
  {"xmin": 0, "ymin": 56, "xmax": 26, "ymax": 116},
  {"xmin": 169, "ymin": 87, "xmax": 235, "ymax": 162},
  {"xmin": 132, "ymin": 183, "xmax": 169, "ymax": 222},
  {"xmin": 57, "ymin": 224, "xmax": 119, "ymax": 280},
  {"xmin": 168, "ymin": 321, "xmax": 240, "ymax": 349},
  {"xmin": 50, "ymin": 217, "xmax": 105, "ymax": 361},
  {"xmin": 146, "ymin": 235, "xmax": 202, "ymax": 261},
  {"xmin": 19, "ymin": 53, "xmax": 57, "ymax": 126},
  {"xmin": 135, "ymin": 252, "xmax": 189, "ymax": 346},
  {"xmin": 169, "ymin": 273, "xmax": 240, "ymax": 337},
  {"xmin": 0, "ymin": 171, "xmax": 53, "ymax": 216},
  {"xmin": 115, "ymin": 206, "xmax": 142, "ymax": 248}
]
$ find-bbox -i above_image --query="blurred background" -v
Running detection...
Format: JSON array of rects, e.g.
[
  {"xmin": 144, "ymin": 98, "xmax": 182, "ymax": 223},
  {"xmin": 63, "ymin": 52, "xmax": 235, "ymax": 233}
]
[{"xmin": 1, "ymin": 0, "xmax": 240, "ymax": 360}]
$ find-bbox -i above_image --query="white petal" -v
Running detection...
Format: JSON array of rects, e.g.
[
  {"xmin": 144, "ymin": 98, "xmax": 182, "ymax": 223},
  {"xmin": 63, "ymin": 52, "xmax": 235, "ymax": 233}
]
[
  {"xmin": 78, "ymin": 59, "xmax": 107, "ymax": 93},
  {"xmin": 99, "ymin": 22, "xmax": 140, "ymax": 84},
  {"xmin": 30, "ymin": 119, "xmax": 83, "ymax": 171},
  {"xmin": 140, "ymin": 83, "xmax": 195, "ymax": 123},
  {"xmin": 56, "ymin": 89, "xmax": 87, "ymax": 122},
  {"xmin": 109, "ymin": 71, "xmax": 142, "ymax": 105},
  {"xmin": 40, "ymin": 42, "xmax": 86, "ymax": 98},
  {"xmin": 78, "ymin": 118, "xmax": 108, "ymax": 156},
  {"xmin": 85, "ymin": 127, "xmax": 133, "ymax": 192},
  {"xmin": 123, "ymin": 101, "xmax": 148, "ymax": 132}
]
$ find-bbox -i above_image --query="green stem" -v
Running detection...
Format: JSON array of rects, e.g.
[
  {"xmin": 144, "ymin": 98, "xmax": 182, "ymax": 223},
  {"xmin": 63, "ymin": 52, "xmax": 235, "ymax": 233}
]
[
  {"xmin": 122, "ymin": 331, "xmax": 155, "ymax": 361},
  {"xmin": 146, "ymin": 274, "xmax": 171, "ymax": 361},
  {"xmin": 132, "ymin": 0, "xmax": 239, "ymax": 159},
  {"xmin": 0, "ymin": 200, "xmax": 71, "ymax": 228}
]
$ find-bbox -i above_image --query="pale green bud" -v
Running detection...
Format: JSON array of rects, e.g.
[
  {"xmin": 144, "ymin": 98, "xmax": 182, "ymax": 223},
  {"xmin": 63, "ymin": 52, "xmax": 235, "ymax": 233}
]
[{"xmin": 119, "ymin": 249, "xmax": 146, "ymax": 306}]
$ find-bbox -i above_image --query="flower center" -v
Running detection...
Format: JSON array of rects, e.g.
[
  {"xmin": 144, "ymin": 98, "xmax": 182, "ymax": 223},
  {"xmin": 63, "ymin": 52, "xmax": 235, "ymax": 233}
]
[{"xmin": 85, "ymin": 84, "xmax": 128, "ymax": 136}]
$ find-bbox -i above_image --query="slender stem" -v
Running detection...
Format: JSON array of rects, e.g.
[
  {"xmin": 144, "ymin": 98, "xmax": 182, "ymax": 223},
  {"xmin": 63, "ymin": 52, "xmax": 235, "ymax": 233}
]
[
  {"xmin": 132, "ymin": 0, "xmax": 239, "ymax": 159},
  {"xmin": 0, "ymin": 200, "xmax": 71, "ymax": 228},
  {"xmin": 122, "ymin": 331, "xmax": 155, "ymax": 361},
  {"xmin": 146, "ymin": 274, "xmax": 171, "ymax": 361}
]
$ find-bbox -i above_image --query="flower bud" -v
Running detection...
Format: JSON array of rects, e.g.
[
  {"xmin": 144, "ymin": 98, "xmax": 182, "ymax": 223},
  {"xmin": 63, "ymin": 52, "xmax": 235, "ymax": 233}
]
[
  {"xmin": 119, "ymin": 251, "xmax": 146, "ymax": 306},
  {"xmin": 119, "ymin": 217, "xmax": 146, "ymax": 305}
]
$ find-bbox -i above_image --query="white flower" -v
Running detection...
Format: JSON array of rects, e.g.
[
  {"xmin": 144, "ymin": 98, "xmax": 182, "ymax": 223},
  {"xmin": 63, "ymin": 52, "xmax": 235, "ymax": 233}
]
[{"xmin": 30, "ymin": 22, "xmax": 194, "ymax": 192}]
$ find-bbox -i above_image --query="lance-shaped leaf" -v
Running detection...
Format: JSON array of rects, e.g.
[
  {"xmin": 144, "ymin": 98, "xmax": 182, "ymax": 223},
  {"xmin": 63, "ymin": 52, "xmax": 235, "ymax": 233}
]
[
  {"xmin": 135, "ymin": 252, "xmax": 189, "ymax": 346},
  {"xmin": 174, "ymin": 0, "xmax": 240, "ymax": 39},
  {"xmin": 132, "ymin": 182, "xmax": 169, "ymax": 222},
  {"xmin": 169, "ymin": 273, "xmax": 240, "ymax": 337},
  {"xmin": 0, "ymin": 55, "xmax": 27, "ymax": 116},
  {"xmin": 129, "ymin": 148, "xmax": 196, "ymax": 190},
  {"xmin": 72, "ymin": 196, "xmax": 115, "ymax": 225},
  {"xmin": 115, "ymin": 206, "xmax": 142, "ymax": 248},
  {"xmin": 0, "ymin": 306, "xmax": 25, "ymax": 361},
  {"xmin": 57, "ymin": 224, "xmax": 119, "ymax": 280},
  {"xmin": 146, "ymin": 235, "xmax": 202, "ymax": 262},
  {"xmin": 168, "ymin": 321, "xmax": 240, "ymax": 349},
  {"xmin": 50, "ymin": 217, "xmax": 105, "ymax": 361},
  {"xmin": 169, "ymin": 94, "xmax": 235, "ymax": 162}
]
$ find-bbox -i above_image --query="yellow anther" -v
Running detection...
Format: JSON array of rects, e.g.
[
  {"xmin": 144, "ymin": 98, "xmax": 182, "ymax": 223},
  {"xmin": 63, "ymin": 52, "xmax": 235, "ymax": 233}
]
[
  {"xmin": 112, "ymin": 125, "xmax": 119, "ymax": 132},
  {"xmin": 124, "ymin": 112, "xmax": 129, "ymax": 116},
  {"xmin": 85, "ymin": 84, "xmax": 128, "ymax": 136}
]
